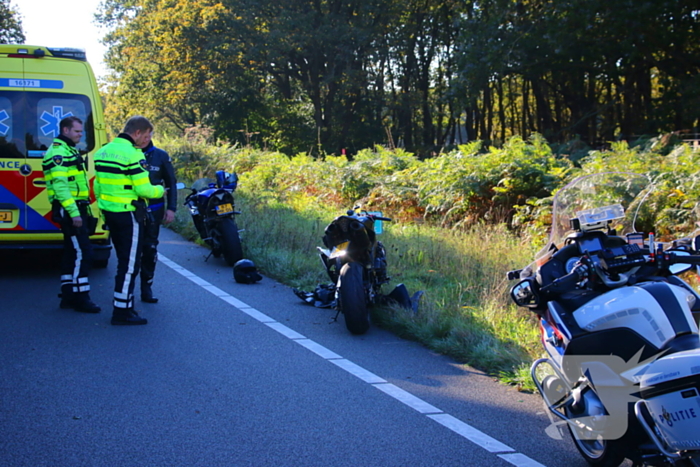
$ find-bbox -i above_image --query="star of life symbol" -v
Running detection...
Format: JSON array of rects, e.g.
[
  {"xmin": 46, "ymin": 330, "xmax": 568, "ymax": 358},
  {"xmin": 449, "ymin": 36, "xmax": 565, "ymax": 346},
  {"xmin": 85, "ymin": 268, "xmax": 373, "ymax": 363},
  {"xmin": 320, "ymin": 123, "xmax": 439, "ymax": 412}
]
[
  {"xmin": 40, "ymin": 106, "xmax": 73, "ymax": 138},
  {"xmin": 0, "ymin": 109, "xmax": 9, "ymax": 136}
]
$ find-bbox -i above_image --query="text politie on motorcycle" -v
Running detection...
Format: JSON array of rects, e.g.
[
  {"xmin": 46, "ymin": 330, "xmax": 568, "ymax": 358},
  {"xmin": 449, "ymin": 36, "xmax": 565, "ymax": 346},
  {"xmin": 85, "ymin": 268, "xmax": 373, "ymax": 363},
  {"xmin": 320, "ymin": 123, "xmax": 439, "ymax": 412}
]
[{"xmin": 93, "ymin": 116, "xmax": 164, "ymax": 325}]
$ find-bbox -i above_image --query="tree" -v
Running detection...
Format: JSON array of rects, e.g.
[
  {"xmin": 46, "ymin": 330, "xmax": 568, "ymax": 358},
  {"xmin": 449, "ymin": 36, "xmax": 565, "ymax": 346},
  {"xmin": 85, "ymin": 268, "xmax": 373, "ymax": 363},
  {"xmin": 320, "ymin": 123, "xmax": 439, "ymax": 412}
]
[
  {"xmin": 97, "ymin": 0, "xmax": 700, "ymax": 156},
  {"xmin": 0, "ymin": 0, "xmax": 25, "ymax": 44}
]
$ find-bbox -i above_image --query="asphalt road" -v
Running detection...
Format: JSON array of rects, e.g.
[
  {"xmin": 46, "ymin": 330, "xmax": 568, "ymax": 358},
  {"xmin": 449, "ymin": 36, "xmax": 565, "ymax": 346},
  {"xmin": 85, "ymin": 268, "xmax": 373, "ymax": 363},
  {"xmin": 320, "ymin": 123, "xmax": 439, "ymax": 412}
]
[{"xmin": 0, "ymin": 227, "xmax": 608, "ymax": 467}]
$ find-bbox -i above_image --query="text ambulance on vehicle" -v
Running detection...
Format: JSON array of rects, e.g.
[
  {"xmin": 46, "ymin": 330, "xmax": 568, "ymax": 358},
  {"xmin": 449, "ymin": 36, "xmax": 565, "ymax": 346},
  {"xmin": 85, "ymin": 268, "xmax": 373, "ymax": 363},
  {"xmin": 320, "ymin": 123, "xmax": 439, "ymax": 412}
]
[{"xmin": 0, "ymin": 44, "xmax": 111, "ymax": 266}]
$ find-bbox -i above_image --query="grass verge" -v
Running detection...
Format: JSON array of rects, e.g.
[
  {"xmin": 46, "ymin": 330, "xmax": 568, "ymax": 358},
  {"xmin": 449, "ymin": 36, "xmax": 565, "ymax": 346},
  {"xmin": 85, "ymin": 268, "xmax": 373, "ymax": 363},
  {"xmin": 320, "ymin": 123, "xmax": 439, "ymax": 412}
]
[{"xmin": 168, "ymin": 186, "xmax": 543, "ymax": 390}]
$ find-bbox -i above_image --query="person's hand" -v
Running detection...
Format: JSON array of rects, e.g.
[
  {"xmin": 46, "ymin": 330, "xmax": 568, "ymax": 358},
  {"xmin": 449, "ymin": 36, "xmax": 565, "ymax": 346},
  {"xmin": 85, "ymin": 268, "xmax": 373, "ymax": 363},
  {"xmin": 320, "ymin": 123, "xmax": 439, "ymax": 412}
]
[
  {"xmin": 72, "ymin": 216, "xmax": 83, "ymax": 228},
  {"xmin": 163, "ymin": 209, "xmax": 175, "ymax": 224}
]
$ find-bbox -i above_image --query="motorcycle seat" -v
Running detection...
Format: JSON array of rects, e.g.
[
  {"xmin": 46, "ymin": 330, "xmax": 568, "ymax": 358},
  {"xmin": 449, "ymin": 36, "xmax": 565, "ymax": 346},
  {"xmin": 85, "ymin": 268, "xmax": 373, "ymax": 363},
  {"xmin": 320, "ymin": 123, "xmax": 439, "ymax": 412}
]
[{"xmin": 661, "ymin": 333, "xmax": 700, "ymax": 356}]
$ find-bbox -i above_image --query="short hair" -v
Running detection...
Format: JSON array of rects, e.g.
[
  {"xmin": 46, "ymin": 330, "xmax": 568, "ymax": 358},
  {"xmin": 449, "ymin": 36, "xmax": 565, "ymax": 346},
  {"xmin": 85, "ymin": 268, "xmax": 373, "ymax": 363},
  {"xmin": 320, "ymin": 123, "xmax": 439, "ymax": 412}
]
[
  {"xmin": 122, "ymin": 116, "xmax": 154, "ymax": 135},
  {"xmin": 60, "ymin": 116, "xmax": 83, "ymax": 132}
]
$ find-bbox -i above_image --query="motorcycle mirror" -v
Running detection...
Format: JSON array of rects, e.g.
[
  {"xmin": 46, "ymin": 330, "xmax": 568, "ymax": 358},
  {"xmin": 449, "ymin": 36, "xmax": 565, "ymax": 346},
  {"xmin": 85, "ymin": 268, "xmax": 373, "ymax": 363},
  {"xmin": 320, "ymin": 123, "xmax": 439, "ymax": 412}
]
[
  {"xmin": 510, "ymin": 278, "xmax": 539, "ymax": 308},
  {"xmin": 175, "ymin": 182, "xmax": 186, "ymax": 190}
]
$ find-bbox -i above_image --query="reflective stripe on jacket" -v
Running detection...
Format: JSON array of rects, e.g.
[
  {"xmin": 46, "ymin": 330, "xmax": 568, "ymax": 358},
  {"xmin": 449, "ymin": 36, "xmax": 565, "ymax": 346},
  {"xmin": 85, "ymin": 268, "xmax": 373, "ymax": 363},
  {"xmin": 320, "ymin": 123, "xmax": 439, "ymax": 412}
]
[
  {"xmin": 42, "ymin": 137, "xmax": 90, "ymax": 218},
  {"xmin": 93, "ymin": 137, "xmax": 165, "ymax": 213}
]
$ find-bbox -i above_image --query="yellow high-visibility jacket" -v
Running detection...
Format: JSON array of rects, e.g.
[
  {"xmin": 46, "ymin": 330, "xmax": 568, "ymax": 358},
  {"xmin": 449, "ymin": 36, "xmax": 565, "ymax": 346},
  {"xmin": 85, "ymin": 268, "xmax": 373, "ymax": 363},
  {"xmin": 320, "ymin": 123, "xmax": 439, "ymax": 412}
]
[
  {"xmin": 42, "ymin": 137, "xmax": 90, "ymax": 218},
  {"xmin": 94, "ymin": 136, "xmax": 164, "ymax": 213}
]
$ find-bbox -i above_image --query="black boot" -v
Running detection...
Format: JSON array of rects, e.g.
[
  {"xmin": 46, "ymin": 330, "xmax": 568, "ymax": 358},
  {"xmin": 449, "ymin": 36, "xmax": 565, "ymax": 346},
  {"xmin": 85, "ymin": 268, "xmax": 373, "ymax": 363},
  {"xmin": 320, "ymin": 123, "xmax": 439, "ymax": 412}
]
[
  {"xmin": 141, "ymin": 283, "xmax": 158, "ymax": 303},
  {"xmin": 111, "ymin": 308, "xmax": 148, "ymax": 325},
  {"xmin": 72, "ymin": 292, "xmax": 101, "ymax": 313},
  {"xmin": 59, "ymin": 284, "xmax": 75, "ymax": 309}
]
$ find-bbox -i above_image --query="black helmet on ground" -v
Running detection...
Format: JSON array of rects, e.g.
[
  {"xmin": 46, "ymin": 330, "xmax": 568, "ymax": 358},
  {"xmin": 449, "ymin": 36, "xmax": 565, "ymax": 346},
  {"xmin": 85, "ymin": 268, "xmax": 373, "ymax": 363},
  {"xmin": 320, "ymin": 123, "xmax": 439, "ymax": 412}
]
[{"xmin": 233, "ymin": 259, "xmax": 262, "ymax": 284}]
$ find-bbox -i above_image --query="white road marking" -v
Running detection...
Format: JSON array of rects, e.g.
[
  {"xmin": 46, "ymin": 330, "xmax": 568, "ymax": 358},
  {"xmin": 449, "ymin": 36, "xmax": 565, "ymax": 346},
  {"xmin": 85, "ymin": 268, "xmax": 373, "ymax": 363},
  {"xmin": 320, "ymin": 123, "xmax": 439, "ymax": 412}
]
[
  {"xmin": 159, "ymin": 253, "xmax": 546, "ymax": 466},
  {"xmin": 428, "ymin": 413, "xmax": 514, "ymax": 453},
  {"xmin": 295, "ymin": 339, "xmax": 343, "ymax": 359},
  {"xmin": 373, "ymin": 383, "xmax": 442, "ymax": 414},
  {"xmin": 330, "ymin": 358, "xmax": 387, "ymax": 384},
  {"xmin": 201, "ymin": 284, "xmax": 229, "ymax": 297},
  {"xmin": 239, "ymin": 306, "xmax": 277, "ymax": 323},
  {"xmin": 220, "ymin": 295, "xmax": 252, "ymax": 310},
  {"xmin": 499, "ymin": 453, "xmax": 547, "ymax": 467},
  {"xmin": 265, "ymin": 321, "xmax": 306, "ymax": 339}
]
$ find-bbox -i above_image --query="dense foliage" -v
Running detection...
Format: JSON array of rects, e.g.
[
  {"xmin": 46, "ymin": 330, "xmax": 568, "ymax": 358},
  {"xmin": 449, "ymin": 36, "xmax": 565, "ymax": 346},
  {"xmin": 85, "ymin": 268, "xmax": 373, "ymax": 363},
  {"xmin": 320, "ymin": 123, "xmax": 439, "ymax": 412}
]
[
  {"xmin": 98, "ymin": 0, "xmax": 700, "ymax": 157},
  {"xmin": 165, "ymin": 134, "xmax": 700, "ymax": 240},
  {"xmin": 0, "ymin": 0, "xmax": 24, "ymax": 44}
]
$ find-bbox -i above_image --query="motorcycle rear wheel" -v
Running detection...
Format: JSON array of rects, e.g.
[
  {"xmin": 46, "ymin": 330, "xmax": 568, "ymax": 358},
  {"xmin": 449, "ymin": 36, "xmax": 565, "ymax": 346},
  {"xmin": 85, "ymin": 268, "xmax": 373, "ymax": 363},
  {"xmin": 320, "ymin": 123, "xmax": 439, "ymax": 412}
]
[
  {"xmin": 567, "ymin": 422, "xmax": 626, "ymax": 467},
  {"xmin": 218, "ymin": 217, "xmax": 243, "ymax": 266},
  {"xmin": 339, "ymin": 262, "xmax": 370, "ymax": 335}
]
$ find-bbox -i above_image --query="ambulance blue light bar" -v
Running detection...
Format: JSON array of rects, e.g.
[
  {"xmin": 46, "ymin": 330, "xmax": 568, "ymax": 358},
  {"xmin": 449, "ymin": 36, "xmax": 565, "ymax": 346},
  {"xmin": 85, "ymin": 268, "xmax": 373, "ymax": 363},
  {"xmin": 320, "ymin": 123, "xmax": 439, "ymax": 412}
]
[
  {"xmin": 6, "ymin": 47, "xmax": 87, "ymax": 61},
  {"xmin": 47, "ymin": 48, "xmax": 87, "ymax": 61}
]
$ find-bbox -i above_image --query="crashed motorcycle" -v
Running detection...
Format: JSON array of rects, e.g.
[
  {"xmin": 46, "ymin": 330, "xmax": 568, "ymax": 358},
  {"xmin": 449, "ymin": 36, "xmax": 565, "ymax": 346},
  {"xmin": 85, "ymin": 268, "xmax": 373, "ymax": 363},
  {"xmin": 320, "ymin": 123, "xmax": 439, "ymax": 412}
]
[
  {"xmin": 508, "ymin": 172, "xmax": 700, "ymax": 467},
  {"xmin": 316, "ymin": 207, "xmax": 405, "ymax": 335},
  {"xmin": 181, "ymin": 170, "xmax": 243, "ymax": 266}
]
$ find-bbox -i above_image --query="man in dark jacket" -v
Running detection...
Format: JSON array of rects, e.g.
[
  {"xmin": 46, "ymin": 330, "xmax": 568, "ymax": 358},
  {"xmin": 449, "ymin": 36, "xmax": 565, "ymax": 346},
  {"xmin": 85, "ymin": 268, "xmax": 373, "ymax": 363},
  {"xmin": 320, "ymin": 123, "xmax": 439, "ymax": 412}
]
[{"xmin": 138, "ymin": 133, "xmax": 177, "ymax": 303}]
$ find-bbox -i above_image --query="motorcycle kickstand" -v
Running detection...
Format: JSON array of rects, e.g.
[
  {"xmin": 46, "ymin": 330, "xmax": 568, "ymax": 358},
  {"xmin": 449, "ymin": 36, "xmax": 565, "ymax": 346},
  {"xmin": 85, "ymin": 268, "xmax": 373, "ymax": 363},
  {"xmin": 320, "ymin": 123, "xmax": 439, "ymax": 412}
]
[
  {"xmin": 330, "ymin": 309, "xmax": 341, "ymax": 324},
  {"xmin": 205, "ymin": 250, "xmax": 214, "ymax": 262}
]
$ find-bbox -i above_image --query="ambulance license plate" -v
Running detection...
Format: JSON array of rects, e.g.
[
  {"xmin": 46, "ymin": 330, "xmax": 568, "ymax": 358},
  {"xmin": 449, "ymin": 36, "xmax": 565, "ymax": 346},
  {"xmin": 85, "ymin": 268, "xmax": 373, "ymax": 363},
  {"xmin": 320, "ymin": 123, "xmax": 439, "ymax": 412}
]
[
  {"xmin": 216, "ymin": 203, "xmax": 233, "ymax": 215},
  {"xmin": 0, "ymin": 211, "xmax": 12, "ymax": 223}
]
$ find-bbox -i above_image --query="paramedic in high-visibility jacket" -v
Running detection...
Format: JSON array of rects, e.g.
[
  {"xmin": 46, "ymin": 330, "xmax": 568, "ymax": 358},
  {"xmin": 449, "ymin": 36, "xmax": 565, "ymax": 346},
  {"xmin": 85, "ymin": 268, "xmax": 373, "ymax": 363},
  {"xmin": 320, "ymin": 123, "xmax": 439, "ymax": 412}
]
[
  {"xmin": 94, "ymin": 116, "xmax": 165, "ymax": 325},
  {"xmin": 42, "ymin": 116, "xmax": 101, "ymax": 314}
]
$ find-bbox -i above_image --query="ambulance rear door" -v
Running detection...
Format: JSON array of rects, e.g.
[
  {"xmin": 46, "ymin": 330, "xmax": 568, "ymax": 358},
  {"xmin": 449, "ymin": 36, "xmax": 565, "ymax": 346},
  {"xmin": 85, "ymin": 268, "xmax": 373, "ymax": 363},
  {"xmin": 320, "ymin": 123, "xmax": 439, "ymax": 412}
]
[
  {"xmin": 0, "ymin": 55, "xmax": 53, "ymax": 235},
  {"xmin": 0, "ymin": 52, "xmax": 97, "ymax": 239}
]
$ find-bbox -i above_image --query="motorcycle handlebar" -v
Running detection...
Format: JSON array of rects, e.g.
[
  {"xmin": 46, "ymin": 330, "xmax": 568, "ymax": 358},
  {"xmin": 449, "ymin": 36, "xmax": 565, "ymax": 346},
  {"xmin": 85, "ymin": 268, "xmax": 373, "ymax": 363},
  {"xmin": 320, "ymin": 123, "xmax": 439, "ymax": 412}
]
[
  {"xmin": 541, "ymin": 265, "xmax": 586, "ymax": 294},
  {"xmin": 662, "ymin": 252, "xmax": 700, "ymax": 265}
]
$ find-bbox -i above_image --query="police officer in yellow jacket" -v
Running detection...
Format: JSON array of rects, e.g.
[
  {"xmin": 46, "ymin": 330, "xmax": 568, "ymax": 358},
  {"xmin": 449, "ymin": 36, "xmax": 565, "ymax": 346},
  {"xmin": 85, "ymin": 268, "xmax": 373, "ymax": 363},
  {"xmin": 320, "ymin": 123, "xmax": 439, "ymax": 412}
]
[
  {"xmin": 94, "ymin": 116, "xmax": 165, "ymax": 325},
  {"xmin": 42, "ymin": 116, "xmax": 101, "ymax": 313}
]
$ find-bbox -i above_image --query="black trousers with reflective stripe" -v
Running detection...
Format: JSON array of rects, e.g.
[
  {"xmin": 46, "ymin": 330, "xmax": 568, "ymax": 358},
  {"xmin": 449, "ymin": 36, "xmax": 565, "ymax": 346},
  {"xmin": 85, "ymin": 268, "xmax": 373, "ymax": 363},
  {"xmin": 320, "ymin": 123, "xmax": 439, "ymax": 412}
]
[
  {"xmin": 59, "ymin": 207, "xmax": 93, "ymax": 294},
  {"xmin": 103, "ymin": 210, "xmax": 144, "ymax": 310},
  {"xmin": 141, "ymin": 207, "xmax": 164, "ymax": 286}
]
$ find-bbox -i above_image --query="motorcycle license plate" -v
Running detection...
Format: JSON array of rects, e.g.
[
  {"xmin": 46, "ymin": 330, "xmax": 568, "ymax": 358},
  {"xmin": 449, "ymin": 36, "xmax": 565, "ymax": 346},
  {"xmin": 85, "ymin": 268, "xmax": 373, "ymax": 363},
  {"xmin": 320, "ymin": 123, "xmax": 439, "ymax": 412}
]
[
  {"xmin": 0, "ymin": 211, "xmax": 12, "ymax": 223},
  {"xmin": 216, "ymin": 203, "xmax": 233, "ymax": 215},
  {"xmin": 329, "ymin": 241, "xmax": 349, "ymax": 259}
]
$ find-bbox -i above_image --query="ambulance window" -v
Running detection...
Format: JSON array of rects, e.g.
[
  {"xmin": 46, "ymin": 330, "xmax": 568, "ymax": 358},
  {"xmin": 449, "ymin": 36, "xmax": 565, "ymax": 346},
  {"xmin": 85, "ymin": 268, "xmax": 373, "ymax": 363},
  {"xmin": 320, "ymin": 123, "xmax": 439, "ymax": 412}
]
[
  {"xmin": 0, "ymin": 94, "xmax": 23, "ymax": 159},
  {"xmin": 0, "ymin": 91, "xmax": 95, "ymax": 159},
  {"xmin": 32, "ymin": 95, "xmax": 93, "ymax": 156}
]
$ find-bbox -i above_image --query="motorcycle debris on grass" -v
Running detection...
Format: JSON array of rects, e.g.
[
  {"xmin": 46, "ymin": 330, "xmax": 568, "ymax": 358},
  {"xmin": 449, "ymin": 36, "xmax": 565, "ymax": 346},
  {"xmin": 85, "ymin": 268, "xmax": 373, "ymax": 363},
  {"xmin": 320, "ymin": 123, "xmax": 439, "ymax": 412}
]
[{"xmin": 293, "ymin": 206, "xmax": 423, "ymax": 334}]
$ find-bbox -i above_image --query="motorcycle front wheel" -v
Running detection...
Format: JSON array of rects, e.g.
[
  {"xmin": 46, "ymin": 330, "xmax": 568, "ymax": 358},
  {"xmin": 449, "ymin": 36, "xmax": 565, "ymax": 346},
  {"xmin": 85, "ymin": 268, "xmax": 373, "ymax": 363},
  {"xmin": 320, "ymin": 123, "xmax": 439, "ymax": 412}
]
[
  {"xmin": 217, "ymin": 217, "xmax": 243, "ymax": 266},
  {"xmin": 339, "ymin": 261, "xmax": 369, "ymax": 335}
]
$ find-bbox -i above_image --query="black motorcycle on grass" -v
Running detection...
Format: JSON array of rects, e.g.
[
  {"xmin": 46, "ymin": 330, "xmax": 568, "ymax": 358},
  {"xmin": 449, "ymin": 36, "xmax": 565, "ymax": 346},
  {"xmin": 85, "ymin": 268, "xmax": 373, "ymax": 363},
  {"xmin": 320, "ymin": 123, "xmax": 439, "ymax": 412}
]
[
  {"xmin": 317, "ymin": 207, "xmax": 402, "ymax": 335},
  {"xmin": 181, "ymin": 170, "xmax": 243, "ymax": 266}
]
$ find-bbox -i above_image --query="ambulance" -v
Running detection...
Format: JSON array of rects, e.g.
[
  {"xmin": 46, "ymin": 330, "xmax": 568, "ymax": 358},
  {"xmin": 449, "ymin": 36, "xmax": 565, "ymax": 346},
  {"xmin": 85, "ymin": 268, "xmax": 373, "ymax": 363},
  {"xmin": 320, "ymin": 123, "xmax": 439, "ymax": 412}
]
[{"xmin": 0, "ymin": 44, "xmax": 111, "ymax": 266}]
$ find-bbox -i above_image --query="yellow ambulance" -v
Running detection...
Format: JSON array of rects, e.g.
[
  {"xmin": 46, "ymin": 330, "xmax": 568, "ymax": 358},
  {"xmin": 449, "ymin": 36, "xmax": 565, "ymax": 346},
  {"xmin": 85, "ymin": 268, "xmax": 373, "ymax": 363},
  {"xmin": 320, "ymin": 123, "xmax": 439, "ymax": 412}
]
[{"xmin": 0, "ymin": 44, "xmax": 111, "ymax": 266}]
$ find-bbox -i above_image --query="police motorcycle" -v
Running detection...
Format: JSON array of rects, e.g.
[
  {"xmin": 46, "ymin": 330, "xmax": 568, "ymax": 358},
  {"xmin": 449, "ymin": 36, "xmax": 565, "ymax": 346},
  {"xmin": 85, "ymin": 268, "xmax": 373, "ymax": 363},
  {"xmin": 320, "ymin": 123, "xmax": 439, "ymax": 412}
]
[
  {"xmin": 181, "ymin": 170, "xmax": 243, "ymax": 266},
  {"xmin": 317, "ymin": 207, "xmax": 398, "ymax": 335},
  {"xmin": 508, "ymin": 172, "xmax": 700, "ymax": 467}
]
